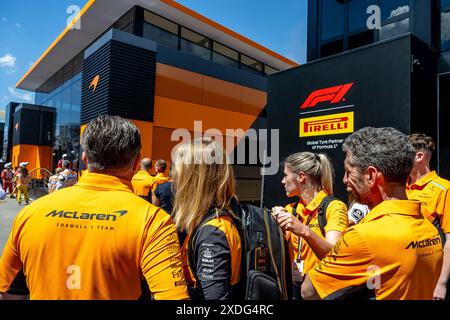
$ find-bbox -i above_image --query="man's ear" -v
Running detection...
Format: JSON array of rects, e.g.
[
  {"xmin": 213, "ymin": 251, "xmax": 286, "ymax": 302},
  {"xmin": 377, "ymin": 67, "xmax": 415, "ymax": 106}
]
[
  {"xmin": 82, "ymin": 151, "xmax": 88, "ymax": 168},
  {"xmin": 133, "ymin": 153, "xmax": 142, "ymax": 172},
  {"xmin": 367, "ymin": 166, "xmax": 382, "ymax": 188},
  {"xmin": 415, "ymin": 151, "xmax": 425, "ymax": 163}
]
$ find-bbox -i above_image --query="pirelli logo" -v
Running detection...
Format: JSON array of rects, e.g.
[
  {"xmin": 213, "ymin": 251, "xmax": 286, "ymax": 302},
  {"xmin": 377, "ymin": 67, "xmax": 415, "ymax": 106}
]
[{"xmin": 300, "ymin": 112, "xmax": 354, "ymax": 138}]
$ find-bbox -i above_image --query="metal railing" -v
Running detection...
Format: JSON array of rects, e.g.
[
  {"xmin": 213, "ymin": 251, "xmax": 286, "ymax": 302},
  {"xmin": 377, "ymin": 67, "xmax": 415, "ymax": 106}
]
[{"xmin": 28, "ymin": 168, "xmax": 53, "ymax": 198}]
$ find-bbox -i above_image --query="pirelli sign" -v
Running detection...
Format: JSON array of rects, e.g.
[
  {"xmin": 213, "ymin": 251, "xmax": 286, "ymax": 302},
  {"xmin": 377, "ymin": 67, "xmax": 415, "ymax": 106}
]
[{"xmin": 299, "ymin": 112, "xmax": 354, "ymax": 138}]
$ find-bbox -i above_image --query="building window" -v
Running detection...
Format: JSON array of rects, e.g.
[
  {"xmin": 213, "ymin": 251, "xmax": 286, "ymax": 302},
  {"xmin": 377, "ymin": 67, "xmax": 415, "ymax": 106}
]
[
  {"xmin": 442, "ymin": 9, "xmax": 450, "ymax": 51},
  {"xmin": 112, "ymin": 8, "xmax": 134, "ymax": 34},
  {"xmin": 264, "ymin": 65, "xmax": 278, "ymax": 75},
  {"xmin": 321, "ymin": 0, "xmax": 345, "ymax": 42},
  {"xmin": 348, "ymin": 30, "xmax": 375, "ymax": 50},
  {"xmin": 143, "ymin": 11, "xmax": 178, "ymax": 49},
  {"xmin": 241, "ymin": 54, "xmax": 263, "ymax": 75},
  {"xmin": 321, "ymin": 39, "xmax": 344, "ymax": 57},
  {"xmin": 380, "ymin": 0, "xmax": 410, "ymax": 22},
  {"xmin": 348, "ymin": 0, "xmax": 377, "ymax": 50},
  {"xmin": 348, "ymin": 0, "xmax": 376, "ymax": 33},
  {"xmin": 144, "ymin": 11, "xmax": 178, "ymax": 35},
  {"xmin": 380, "ymin": 17, "xmax": 410, "ymax": 41},
  {"xmin": 212, "ymin": 42, "xmax": 239, "ymax": 68},
  {"xmin": 143, "ymin": 23, "xmax": 178, "ymax": 49},
  {"xmin": 180, "ymin": 27, "xmax": 211, "ymax": 60}
]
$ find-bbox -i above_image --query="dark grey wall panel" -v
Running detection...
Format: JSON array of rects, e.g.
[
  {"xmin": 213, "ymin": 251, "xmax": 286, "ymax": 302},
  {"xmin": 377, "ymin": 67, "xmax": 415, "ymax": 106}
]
[{"xmin": 81, "ymin": 39, "xmax": 156, "ymax": 123}]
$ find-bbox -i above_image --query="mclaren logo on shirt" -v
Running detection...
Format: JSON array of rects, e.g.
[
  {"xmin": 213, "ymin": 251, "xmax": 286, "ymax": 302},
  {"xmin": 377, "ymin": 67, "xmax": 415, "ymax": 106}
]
[
  {"xmin": 405, "ymin": 236, "xmax": 441, "ymax": 249},
  {"xmin": 45, "ymin": 209, "xmax": 128, "ymax": 221}
]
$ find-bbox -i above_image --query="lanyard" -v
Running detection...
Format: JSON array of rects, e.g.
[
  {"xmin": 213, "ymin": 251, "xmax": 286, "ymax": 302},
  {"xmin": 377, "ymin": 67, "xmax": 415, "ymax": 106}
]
[{"xmin": 295, "ymin": 213, "xmax": 315, "ymax": 263}]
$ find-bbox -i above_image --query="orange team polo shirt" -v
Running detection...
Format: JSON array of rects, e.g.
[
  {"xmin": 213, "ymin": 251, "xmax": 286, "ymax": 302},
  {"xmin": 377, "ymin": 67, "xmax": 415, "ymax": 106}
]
[
  {"xmin": 131, "ymin": 170, "xmax": 155, "ymax": 197},
  {"xmin": 0, "ymin": 172, "xmax": 189, "ymax": 300},
  {"xmin": 152, "ymin": 173, "xmax": 170, "ymax": 192},
  {"xmin": 308, "ymin": 200, "xmax": 443, "ymax": 300},
  {"xmin": 285, "ymin": 190, "xmax": 348, "ymax": 275},
  {"xmin": 407, "ymin": 170, "xmax": 450, "ymax": 233}
]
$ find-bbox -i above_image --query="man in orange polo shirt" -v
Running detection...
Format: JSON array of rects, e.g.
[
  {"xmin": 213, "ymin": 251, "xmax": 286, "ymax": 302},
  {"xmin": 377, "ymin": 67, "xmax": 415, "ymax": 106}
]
[
  {"xmin": 152, "ymin": 159, "xmax": 170, "ymax": 192},
  {"xmin": 301, "ymin": 127, "xmax": 443, "ymax": 300},
  {"xmin": 407, "ymin": 133, "xmax": 450, "ymax": 300},
  {"xmin": 0, "ymin": 115, "xmax": 188, "ymax": 300},
  {"xmin": 132, "ymin": 158, "xmax": 155, "ymax": 203}
]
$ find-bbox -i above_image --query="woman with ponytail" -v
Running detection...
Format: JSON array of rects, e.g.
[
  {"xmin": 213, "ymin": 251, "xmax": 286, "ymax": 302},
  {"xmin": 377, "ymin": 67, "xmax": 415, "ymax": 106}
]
[{"xmin": 271, "ymin": 152, "xmax": 349, "ymax": 300}]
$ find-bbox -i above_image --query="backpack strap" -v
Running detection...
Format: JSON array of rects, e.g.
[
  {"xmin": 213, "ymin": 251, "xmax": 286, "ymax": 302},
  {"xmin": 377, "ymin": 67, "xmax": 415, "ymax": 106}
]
[
  {"xmin": 317, "ymin": 195, "xmax": 337, "ymax": 237},
  {"xmin": 291, "ymin": 202, "xmax": 299, "ymax": 217},
  {"xmin": 432, "ymin": 216, "xmax": 447, "ymax": 246}
]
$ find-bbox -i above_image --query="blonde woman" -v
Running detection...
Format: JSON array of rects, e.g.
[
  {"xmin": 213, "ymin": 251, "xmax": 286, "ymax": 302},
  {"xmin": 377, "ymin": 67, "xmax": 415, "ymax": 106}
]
[
  {"xmin": 272, "ymin": 152, "xmax": 349, "ymax": 300},
  {"xmin": 173, "ymin": 138, "xmax": 242, "ymax": 300}
]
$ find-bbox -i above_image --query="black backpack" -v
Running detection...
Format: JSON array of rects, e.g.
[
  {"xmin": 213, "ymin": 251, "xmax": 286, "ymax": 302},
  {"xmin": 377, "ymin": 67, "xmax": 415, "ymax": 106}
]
[
  {"xmin": 235, "ymin": 203, "xmax": 291, "ymax": 300},
  {"xmin": 292, "ymin": 195, "xmax": 337, "ymax": 237},
  {"xmin": 188, "ymin": 201, "xmax": 291, "ymax": 300}
]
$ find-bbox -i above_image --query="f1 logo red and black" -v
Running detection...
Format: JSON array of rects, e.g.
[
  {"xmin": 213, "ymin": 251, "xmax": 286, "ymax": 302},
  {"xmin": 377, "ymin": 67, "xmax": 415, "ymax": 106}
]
[{"xmin": 300, "ymin": 83, "xmax": 354, "ymax": 109}]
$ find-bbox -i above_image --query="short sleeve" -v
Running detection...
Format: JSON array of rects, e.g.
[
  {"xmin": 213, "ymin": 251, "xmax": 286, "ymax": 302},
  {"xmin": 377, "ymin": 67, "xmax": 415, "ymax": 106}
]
[
  {"xmin": 325, "ymin": 200, "xmax": 349, "ymax": 234},
  {"xmin": 193, "ymin": 224, "xmax": 233, "ymax": 300},
  {"xmin": 440, "ymin": 189, "xmax": 450, "ymax": 234},
  {"xmin": 308, "ymin": 228, "xmax": 373, "ymax": 299},
  {"xmin": 140, "ymin": 208, "xmax": 189, "ymax": 300},
  {"xmin": 0, "ymin": 213, "xmax": 26, "ymax": 294}
]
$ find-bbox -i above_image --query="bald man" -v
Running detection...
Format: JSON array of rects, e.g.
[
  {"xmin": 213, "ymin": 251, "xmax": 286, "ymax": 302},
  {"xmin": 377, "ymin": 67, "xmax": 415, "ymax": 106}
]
[{"xmin": 131, "ymin": 158, "xmax": 155, "ymax": 203}]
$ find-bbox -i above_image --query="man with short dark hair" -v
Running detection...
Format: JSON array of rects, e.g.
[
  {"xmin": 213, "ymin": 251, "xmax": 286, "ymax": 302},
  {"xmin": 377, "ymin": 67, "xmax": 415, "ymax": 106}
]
[
  {"xmin": 131, "ymin": 158, "xmax": 155, "ymax": 203},
  {"xmin": 407, "ymin": 133, "xmax": 450, "ymax": 300},
  {"xmin": 151, "ymin": 159, "xmax": 169, "ymax": 192},
  {"xmin": 301, "ymin": 127, "xmax": 443, "ymax": 300},
  {"xmin": 0, "ymin": 115, "xmax": 188, "ymax": 300}
]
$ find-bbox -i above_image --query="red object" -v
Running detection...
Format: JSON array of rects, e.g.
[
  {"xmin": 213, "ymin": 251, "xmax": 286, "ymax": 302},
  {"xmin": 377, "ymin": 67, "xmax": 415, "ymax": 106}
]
[{"xmin": 301, "ymin": 83, "xmax": 354, "ymax": 109}]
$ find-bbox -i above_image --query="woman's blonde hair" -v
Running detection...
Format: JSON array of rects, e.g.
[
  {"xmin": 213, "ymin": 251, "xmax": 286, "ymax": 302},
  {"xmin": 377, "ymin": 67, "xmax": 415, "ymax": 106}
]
[
  {"xmin": 172, "ymin": 138, "xmax": 236, "ymax": 234},
  {"xmin": 284, "ymin": 152, "xmax": 334, "ymax": 195}
]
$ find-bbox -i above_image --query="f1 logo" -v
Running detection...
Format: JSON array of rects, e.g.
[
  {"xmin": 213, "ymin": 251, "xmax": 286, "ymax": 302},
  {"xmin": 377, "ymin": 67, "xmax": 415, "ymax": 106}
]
[{"xmin": 301, "ymin": 83, "xmax": 354, "ymax": 109}]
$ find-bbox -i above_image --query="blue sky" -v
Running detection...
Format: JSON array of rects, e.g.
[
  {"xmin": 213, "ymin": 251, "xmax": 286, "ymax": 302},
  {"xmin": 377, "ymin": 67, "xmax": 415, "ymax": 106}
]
[{"xmin": 0, "ymin": 0, "xmax": 308, "ymax": 121}]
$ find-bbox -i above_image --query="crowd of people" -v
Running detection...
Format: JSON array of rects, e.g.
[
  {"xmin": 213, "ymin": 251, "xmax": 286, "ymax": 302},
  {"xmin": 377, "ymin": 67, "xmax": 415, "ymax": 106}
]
[
  {"xmin": 0, "ymin": 115, "xmax": 448, "ymax": 301},
  {"xmin": 1, "ymin": 162, "xmax": 31, "ymax": 205}
]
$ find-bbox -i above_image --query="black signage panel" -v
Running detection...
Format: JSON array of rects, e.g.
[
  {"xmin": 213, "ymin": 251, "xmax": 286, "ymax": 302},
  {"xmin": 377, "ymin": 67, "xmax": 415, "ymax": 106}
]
[{"xmin": 265, "ymin": 35, "xmax": 424, "ymax": 208}]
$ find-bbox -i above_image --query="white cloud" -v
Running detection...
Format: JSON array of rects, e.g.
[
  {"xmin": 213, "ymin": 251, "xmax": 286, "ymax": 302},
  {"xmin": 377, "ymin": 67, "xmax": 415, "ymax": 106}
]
[
  {"xmin": 7, "ymin": 87, "xmax": 33, "ymax": 103},
  {"xmin": 0, "ymin": 54, "xmax": 16, "ymax": 68},
  {"xmin": 0, "ymin": 54, "xmax": 17, "ymax": 74},
  {"xmin": 15, "ymin": 22, "xmax": 21, "ymax": 28},
  {"xmin": 389, "ymin": 5, "xmax": 410, "ymax": 19}
]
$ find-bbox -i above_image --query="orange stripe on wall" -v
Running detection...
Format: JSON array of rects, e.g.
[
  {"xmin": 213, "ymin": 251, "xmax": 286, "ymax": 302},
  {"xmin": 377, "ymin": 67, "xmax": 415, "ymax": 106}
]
[
  {"xmin": 154, "ymin": 96, "xmax": 258, "ymax": 133},
  {"xmin": 156, "ymin": 63, "xmax": 267, "ymax": 116},
  {"xmin": 131, "ymin": 120, "xmax": 154, "ymax": 160}
]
